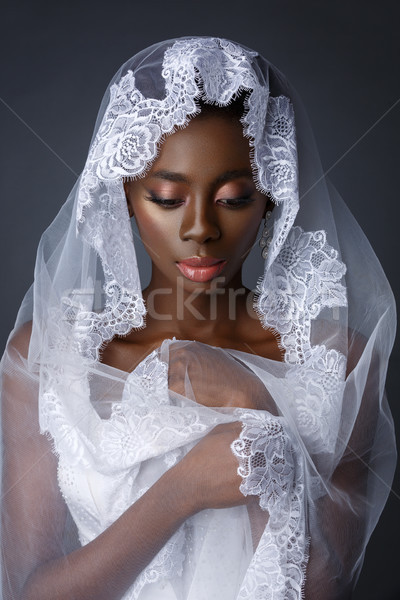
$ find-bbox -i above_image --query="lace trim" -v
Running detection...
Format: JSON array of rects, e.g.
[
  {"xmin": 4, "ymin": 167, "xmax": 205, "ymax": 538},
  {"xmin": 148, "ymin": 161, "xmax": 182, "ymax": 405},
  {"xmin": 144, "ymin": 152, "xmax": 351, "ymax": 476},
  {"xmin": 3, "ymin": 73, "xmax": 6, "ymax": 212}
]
[
  {"xmin": 256, "ymin": 226, "xmax": 347, "ymax": 365},
  {"xmin": 41, "ymin": 346, "xmax": 227, "ymax": 474},
  {"xmin": 261, "ymin": 96, "xmax": 299, "ymax": 267},
  {"xmin": 255, "ymin": 225, "xmax": 347, "ymax": 454},
  {"xmin": 70, "ymin": 37, "xmax": 299, "ymax": 360},
  {"xmin": 285, "ymin": 346, "xmax": 346, "ymax": 456},
  {"xmin": 62, "ymin": 287, "xmax": 145, "ymax": 362},
  {"xmin": 40, "ymin": 38, "xmax": 349, "ymax": 596},
  {"xmin": 232, "ymin": 411, "xmax": 308, "ymax": 600},
  {"xmin": 125, "ymin": 348, "xmax": 169, "ymax": 398}
]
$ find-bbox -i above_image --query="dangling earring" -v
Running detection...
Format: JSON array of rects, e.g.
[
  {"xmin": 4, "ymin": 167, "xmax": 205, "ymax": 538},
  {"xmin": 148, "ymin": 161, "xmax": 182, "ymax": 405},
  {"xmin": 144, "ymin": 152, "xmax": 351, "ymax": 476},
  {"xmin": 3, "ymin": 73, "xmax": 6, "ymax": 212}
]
[{"xmin": 259, "ymin": 210, "xmax": 272, "ymax": 259}]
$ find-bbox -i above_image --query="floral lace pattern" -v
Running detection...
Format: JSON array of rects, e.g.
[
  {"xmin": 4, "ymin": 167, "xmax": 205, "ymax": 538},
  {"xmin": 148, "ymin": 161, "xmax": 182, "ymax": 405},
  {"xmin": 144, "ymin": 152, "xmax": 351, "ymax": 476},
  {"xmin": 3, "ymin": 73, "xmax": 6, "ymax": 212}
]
[
  {"xmin": 42, "ymin": 37, "xmax": 349, "ymax": 600},
  {"xmin": 41, "ymin": 366, "xmax": 96, "ymax": 469},
  {"xmin": 50, "ymin": 344, "xmax": 313, "ymax": 599},
  {"xmin": 256, "ymin": 225, "xmax": 347, "ymax": 455},
  {"xmin": 231, "ymin": 412, "xmax": 295, "ymax": 512},
  {"xmin": 65, "ymin": 175, "xmax": 145, "ymax": 361},
  {"xmin": 261, "ymin": 96, "xmax": 299, "ymax": 267},
  {"xmin": 285, "ymin": 347, "xmax": 347, "ymax": 456},
  {"xmin": 232, "ymin": 411, "xmax": 308, "ymax": 600},
  {"xmin": 51, "ymin": 346, "xmax": 241, "ymax": 597},
  {"xmin": 126, "ymin": 348, "xmax": 169, "ymax": 398},
  {"xmin": 256, "ymin": 226, "xmax": 347, "ymax": 365},
  {"xmin": 69, "ymin": 37, "xmax": 299, "ymax": 361},
  {"xmin": 62, "ymin": 287, "xmax": 145, "ymax": 361}
]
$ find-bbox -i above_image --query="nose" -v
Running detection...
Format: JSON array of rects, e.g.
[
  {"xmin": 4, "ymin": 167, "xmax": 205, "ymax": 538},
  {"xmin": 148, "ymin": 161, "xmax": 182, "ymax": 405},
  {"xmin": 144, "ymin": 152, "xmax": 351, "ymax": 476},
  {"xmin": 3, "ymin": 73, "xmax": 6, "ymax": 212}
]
[{"xmin": 179, "ymin": 196, "xmax": 221, "ymax": 244}]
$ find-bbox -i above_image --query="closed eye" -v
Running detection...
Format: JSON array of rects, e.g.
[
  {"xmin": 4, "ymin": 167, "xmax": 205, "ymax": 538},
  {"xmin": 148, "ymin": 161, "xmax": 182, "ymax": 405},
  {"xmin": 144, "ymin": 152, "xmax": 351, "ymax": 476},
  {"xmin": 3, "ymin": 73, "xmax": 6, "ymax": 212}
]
[
  {"xmin": 144, "ymin": 194, "xmax": 255, "ymax": 209},
  {"xmin": 144, "ymin": 194, "xmax": 184, "ymax": 208},
  {"xmin": 216, "ymin": 196, "xmax": 256, "ymax": 208}
]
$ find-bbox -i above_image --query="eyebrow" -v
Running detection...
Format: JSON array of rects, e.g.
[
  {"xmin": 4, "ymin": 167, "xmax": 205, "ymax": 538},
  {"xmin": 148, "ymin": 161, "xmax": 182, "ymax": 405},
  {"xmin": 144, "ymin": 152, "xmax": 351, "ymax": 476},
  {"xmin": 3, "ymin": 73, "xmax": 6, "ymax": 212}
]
[{"xmin": 149, "ymin": 168, "xmax": 254, "ymax": 185}]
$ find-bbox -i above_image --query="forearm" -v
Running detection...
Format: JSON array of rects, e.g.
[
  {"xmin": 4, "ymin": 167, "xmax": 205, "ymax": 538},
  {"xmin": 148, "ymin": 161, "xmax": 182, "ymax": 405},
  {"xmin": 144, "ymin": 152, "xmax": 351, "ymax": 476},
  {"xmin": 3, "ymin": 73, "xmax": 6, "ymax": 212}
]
[{"xmin": 21, "ymin": 467, "xmax": 190, "ymax": 600}]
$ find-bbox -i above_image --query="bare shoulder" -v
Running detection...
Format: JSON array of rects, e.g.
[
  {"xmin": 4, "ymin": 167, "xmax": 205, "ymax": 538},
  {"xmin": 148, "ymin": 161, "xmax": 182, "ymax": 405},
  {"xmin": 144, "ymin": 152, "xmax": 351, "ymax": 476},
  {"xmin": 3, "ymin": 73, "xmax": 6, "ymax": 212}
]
[
  {"xmin": 2, "ymin": 321, "xmax": 39, "ymax": 417},
  {"xmin": 7, "ymin": 320, "xmax": 33, "ymax": 360}
]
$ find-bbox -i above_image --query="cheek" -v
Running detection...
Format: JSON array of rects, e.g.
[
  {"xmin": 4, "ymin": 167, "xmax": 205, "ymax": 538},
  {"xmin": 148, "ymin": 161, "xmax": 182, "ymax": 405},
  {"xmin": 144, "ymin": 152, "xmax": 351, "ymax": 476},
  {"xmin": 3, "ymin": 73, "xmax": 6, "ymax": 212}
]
[
  {"xmin": 227, "ymin": 213, "xmax": 264, "ymax": 253},
  {"xmin": 134, "ymin": 208, "xmax": 177, "ymax": 257}
]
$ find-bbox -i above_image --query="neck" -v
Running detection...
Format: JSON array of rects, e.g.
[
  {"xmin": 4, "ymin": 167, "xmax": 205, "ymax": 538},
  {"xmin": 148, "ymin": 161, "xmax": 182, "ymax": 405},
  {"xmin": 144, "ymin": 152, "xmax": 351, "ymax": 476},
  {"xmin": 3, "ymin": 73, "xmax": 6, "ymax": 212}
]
[{"xmin": 142, "ymin": 270, "xmax": 252, "ymax": 342}]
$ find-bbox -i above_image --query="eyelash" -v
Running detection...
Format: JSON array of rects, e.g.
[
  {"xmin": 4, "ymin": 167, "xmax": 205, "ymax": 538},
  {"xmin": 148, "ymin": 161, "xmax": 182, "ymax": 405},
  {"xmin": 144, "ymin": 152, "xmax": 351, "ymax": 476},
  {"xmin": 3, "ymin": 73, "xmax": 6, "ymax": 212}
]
[
  {"xmin": 145, "ymin": 194, "xmax": 183, "ymax": 209},
  {"xmin": 217, "ymin": 197, "xmax": 254, "ymax": 208},
  {"xmin": 144, "ymin": 194, "xmax": 254, "ymax": 209},
  {"xmin": 145, "ymin": 195, "xmax": 184, "ymax": 208}
]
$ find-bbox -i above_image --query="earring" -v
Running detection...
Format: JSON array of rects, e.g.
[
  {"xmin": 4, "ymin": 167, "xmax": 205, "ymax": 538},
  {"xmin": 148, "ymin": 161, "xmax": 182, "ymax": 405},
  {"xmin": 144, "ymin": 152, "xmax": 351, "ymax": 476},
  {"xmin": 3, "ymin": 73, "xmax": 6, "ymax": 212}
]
[{"xmin": 259, "ymin": 210, "xmax": 272, "ymax": 259}]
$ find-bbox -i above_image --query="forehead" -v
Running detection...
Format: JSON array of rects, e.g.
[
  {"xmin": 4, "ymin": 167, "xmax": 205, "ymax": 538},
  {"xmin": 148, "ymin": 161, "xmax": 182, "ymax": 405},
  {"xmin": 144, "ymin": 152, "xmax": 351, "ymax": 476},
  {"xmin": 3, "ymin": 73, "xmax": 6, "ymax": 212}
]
[{"xmin": 145, "ymin": 114, "xmax": 253, "ymax": 182}]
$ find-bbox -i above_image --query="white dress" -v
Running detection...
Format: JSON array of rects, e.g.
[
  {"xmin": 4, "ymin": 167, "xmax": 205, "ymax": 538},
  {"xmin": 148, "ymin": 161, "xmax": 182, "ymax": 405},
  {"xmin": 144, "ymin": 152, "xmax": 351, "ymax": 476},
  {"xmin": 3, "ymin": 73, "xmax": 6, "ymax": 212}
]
[
  {"xmin": 53, "ymin": 340, "xmax": 307, "ymax": 599},
  {"xmin": 0, "ymin": 36, "xmax": 396, "ymax": 600}
]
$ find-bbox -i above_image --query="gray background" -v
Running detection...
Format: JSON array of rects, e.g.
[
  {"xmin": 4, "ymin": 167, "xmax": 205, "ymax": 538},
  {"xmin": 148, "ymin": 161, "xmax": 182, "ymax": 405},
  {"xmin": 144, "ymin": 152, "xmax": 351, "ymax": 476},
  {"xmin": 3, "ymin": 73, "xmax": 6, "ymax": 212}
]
[{"xmin": 1, "ymin": 1, "xmax": 399, "ymax": 597}]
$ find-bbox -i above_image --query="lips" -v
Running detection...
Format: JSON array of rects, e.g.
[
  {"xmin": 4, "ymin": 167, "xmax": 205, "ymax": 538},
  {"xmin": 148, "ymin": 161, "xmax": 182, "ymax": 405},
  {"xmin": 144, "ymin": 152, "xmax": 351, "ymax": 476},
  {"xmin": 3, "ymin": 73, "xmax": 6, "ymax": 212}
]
[{"xmin": 176, "ymin": 256, "xmax": 227, "ymax": 282}]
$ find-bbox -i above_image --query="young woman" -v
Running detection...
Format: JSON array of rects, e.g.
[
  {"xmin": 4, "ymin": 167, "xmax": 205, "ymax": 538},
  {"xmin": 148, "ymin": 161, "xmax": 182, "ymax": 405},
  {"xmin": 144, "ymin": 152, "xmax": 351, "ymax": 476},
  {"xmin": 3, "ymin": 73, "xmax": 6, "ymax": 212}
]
[{"xmin": 1, "ymin": 37, "xmax": 396, "ymax": 599}]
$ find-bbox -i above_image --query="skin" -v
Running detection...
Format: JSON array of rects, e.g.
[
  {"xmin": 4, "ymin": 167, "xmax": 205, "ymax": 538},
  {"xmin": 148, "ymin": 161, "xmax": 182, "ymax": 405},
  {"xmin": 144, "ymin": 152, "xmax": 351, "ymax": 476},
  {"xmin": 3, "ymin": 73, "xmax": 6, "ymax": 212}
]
[
  {"xmin": 4, "ymin": 112, "xmax": 281, "ymax": 600},
  {"xmin": 102, "ymin": 113, "xmax": 283, "ymax": 373},
  {"xmin": 4, "ymin": 111, "xmax": 361, "ymax": 600}
]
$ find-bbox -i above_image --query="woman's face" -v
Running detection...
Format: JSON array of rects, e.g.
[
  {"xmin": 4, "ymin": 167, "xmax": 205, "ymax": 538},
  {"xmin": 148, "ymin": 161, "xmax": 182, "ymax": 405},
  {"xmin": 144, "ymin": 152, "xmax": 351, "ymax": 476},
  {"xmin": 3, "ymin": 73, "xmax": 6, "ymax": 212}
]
[{"xmin": 124, "ymin": 113, "xmax": 270, "ymax": 292}]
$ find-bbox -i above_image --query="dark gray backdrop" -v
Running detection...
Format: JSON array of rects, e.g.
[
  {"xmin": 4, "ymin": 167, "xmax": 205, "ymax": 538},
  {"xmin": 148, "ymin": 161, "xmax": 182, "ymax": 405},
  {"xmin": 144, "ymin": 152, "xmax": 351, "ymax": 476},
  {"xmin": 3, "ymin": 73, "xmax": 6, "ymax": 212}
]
[{"xmin": 1, "ymin": 1, "xmax": 399, "ymax": 597}]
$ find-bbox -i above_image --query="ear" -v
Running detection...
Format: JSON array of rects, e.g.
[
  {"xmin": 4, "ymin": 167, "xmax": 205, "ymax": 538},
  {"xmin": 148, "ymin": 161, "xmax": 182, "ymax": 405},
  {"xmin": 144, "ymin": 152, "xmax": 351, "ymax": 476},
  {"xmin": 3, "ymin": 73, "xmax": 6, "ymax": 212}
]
[{"xmin": 123, "ymin": 180, "xmax": 134, "ymax": 218}]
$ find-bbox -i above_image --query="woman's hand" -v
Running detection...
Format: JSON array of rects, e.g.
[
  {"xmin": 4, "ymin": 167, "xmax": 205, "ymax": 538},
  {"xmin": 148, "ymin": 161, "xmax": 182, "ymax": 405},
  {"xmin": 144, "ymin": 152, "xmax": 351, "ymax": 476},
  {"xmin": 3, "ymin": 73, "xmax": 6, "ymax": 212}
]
[
  {"xmin": 170, "ymin": 421, "xmax": 249, "ymax": 515},
  {"xmin": 167, "ymin": 342, "xmax": 276, "ymax": 515}
]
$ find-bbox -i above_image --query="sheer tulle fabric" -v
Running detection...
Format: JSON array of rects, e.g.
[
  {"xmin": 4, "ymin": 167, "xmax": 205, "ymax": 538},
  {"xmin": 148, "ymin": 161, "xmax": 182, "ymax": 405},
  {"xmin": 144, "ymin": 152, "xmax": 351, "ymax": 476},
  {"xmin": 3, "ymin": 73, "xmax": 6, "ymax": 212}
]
[{"xmin": 1, "ymin": 37, "xmax": 396, "ymax": 599}]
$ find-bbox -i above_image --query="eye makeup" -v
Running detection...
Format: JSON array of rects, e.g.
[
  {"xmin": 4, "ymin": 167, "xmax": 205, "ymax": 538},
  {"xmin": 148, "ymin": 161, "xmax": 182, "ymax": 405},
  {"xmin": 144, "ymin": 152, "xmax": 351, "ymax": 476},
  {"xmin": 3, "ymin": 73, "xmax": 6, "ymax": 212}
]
[
  {"xmin": 144, "ymin": 193, "xmax": 184, "ymax": 208},
  {"xmin": 144, "ymin": 179, "xmax": 257, "ymax": 210}
]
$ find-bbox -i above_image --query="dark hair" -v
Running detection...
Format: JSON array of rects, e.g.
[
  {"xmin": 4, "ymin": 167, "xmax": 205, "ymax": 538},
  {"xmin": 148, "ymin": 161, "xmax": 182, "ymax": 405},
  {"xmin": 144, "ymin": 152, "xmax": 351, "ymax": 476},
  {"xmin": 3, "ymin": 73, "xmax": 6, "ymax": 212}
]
[{"xmin": 196, "ymin": 91, "xmax": 247, "ymax": 124}]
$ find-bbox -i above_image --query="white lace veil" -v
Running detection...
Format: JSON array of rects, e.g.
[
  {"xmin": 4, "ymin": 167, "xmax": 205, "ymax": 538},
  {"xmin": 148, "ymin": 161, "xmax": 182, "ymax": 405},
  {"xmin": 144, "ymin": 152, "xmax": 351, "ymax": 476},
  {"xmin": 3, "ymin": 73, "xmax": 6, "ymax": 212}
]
[{"xmin": 1, "ymin": 37, "xmax": 396, "ymax": 599}]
